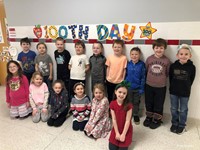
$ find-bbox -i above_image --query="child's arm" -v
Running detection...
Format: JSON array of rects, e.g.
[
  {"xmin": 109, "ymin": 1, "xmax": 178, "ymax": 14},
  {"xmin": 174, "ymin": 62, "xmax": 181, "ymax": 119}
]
[
  {"xmin": 106, "ymin": 66, "xmax": 110, "ymax": 78},
  {"xmin": 111, "ymin": 109, "xmax": 120, "ymax": 141},
  {"xmin": 42, "ymin": 84, "xmax": 49, "ymax": 110},
  {"xmin": 23, "ymin": 76, "xmax": 30, "ymax": 104},
  {"xmin": 139, "ymin": 64, "xmax": 146, "ymax": 94},
  {"xmin": 68, "ymin": 64, "xmax": 72, "ymax": 70},
  {"xmin": 35, "ymin": 63, "xmax": 39, "ymax": 72},
  {"xmin": 190, "ymin": 66, "xmax": 196, "ymax": 85},
  {"xmin": 85, "ymin": 64, "xmax": 90, "ymax": 72},
  {"xmin": 122, "ymin": 68, "xmax": 126, "ymax": 80},
  {"xmin": 120, "ymin": 108, "xmax": 132, "ymax": 142},
  {"xmin": 29, "ymin": 86, "xmax": 36, "ymax": 109},
  {"xmin": 49, "ymin": 63, "xmax": 53, "ymax": 80}
]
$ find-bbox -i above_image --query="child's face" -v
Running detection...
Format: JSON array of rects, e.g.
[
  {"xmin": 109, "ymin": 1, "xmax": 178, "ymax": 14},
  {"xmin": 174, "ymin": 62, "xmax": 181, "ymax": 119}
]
[
  {"xmin": 176, "ymin": 48, "xmax": 191, "ymax": 64},
  {"xmin": 21, "ymin": 42, "xmax": 30, "ymax": 52},
  {"xmin": 8, "ymin": 63, "xmax": 19, "ymax": 75},
  {"xmin": 33, "ymin": 75, "xmax": 43, "ymax": 86},
  {"xmin": 113, "ymin": 43, "xmax": 123, "ymax": 56},
  {"xmin": 53, "ymin": 83, "xmax": 62, "ymax": 94},
  {"xmin": 153, "ymin": 46, "xmax": 165, "ymax": 58},
  {"xmin": 115, "ymin": 87, "xmax": 127, "ymax": 103},
  {"xmin": 37, "ymin": 44, "xmax": 47, "ymax": 55},
  {"xmin": 94, "ymin": 88, "xmax": 104, "ymax": 101},
  {"xmin": 93, "ymin": 43, "xmax": 102, "ymax": 55},
  {"xmin": 74, "ymin": 85, "xmax": 84, "ymax": 97},
  {"xmin": 75, "ymin": 45, "xmax": 84, "ymax": 55},
  {"xmin": 56, "ymin": 40, "xmax": 64, "ymax": 52},
  {"xmin": 130, "ymin": 50, "xmax": 140, "ymax": 63}
]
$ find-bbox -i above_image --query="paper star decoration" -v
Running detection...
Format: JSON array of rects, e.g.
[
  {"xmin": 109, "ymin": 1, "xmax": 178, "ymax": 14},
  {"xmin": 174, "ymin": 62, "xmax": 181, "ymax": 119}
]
[{"xmin": 139, "ymin": 22, "xmax": 157, "ymax": 39}]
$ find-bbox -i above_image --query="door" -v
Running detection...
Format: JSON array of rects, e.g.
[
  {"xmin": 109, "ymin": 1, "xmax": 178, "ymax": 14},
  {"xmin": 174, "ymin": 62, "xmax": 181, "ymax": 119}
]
[{"xmin": 0, "ymin": 0, "xmax": 9, "ymax": 85}]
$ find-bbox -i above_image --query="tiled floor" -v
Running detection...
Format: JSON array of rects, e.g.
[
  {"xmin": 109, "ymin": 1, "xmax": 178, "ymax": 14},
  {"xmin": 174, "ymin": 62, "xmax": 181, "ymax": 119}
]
[{"xmin": 0, "ymin": 86, "xmax": 199, "ymax": 150}]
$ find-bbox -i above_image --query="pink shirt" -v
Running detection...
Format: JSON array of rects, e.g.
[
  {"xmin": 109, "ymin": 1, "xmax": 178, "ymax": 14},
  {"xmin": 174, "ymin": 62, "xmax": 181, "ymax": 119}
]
[
  {"xmin": 29, "ymin": 83, "xmax": 49, "ymax": 109},
  {"xmin": 6, "ymin": 75, "xmax": 29, "ymax": 106}
]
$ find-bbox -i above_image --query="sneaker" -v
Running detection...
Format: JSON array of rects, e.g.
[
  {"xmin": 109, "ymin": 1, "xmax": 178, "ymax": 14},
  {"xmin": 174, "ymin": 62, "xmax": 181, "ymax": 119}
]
[
  {"xmin": 143, "ymin": 117, "xmax": 152, "ymax": 127},
  {"xmin": 134, "ymin": 116, "xmax": 140, "ymax": 125},
  {"xmin": 149, "ymin": 120, "xmax": 162, "ymax": 129},
  {"xmin": 176, "ymin": 127, "xmax": 186, "ymax": 135},
  {"xmin": 170, "ymin": 125, "xmax": 177, "ymax": 133}
]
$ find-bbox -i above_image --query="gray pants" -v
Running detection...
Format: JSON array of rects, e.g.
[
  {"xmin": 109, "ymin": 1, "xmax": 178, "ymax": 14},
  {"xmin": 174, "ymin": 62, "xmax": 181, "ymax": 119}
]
[
  {"xmin": 128, "ymin": 89, "xmax": 141, "ymax": 116},
  {"xmin": 32, "ymin": 106, "xmax": 49, "ymax": 123}
]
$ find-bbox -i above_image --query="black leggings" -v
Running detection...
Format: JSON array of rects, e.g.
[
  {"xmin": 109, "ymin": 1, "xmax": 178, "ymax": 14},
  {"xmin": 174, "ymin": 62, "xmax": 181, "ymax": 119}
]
[
  {"xmin": 72, "ymin": 120, "xmax": 87, "ymax": 131},
  {"xmin": 47, "ymin": 109, "xmax": 68, "ymax": 127},
  {"xmin": 109, "ymin": 143, "xmax": 128, "ymax": 150}
]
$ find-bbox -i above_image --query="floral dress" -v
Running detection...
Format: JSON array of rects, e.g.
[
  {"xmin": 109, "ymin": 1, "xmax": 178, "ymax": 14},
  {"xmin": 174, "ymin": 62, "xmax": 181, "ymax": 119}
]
[{"xmin": 84, "ymin": 97, "xmax": 112, "ymax": 138}]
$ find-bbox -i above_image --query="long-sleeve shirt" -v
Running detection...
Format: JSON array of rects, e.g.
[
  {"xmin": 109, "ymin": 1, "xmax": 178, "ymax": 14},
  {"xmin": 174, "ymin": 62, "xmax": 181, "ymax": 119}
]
[
  {"xmin": 6, "ymin": 75, "xmax": 29, "ymax": 106},
  {"xmin": 49, "ymin": 89, "xmax": 69, "ymax": 119},
  {"xmin": 70, "ymin": 95, "xmax": 91, "ymax": 122},
  {"xmin": 29, "ymin": 82, "xmax": 49, "ymax": 109}
]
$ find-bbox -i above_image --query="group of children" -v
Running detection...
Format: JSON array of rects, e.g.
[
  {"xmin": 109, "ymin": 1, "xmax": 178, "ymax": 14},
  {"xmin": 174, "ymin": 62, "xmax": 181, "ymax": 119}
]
[{"xmin": 5, "ymin": 37, "xmax": 196, "ymax": 150}]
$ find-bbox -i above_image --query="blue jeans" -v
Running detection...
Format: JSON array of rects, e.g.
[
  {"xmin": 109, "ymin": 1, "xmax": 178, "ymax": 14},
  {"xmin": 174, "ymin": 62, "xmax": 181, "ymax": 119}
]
[{"xmin": 170, "ymin": 94, "xmax": 189, "ymax": 127}]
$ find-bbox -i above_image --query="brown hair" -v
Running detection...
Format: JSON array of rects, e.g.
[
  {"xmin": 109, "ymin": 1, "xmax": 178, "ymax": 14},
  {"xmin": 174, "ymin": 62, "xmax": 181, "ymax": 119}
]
[
  {"xmin": 130, "ymin": 47, "xmax": 141, "ymax": 54},
  {"xmin": 36, "ymin": 42, "xmax": 47, "ymax": 50},
  {"xmin": 73, "ymin": 82, "xmax": 85, "ymax": 91},
  {"xmin": 112, "ymin": 39, "xmax": 124, "ymax": 47},
  {"xmin": 75, "ymin": 40, "xmax": 85, "ymax": 49},
  {"xmin": 52, "ymin": 80, "xmax": 66, "ymax": 90},
  {"xmin": 152, "ymin": 38, "xmax": 167, "ymax": 49}
]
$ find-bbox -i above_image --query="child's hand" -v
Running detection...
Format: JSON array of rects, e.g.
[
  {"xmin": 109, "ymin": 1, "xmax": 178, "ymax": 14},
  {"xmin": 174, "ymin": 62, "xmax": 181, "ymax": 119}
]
[
  {"xmin": 115, "ymin": 133, "xmax": 121, "ymax": 141},
  {"xmin": 32, "ymin": 109, "xmax": 37, "ymax": 116},
  {"xmin": 26, "ymin": 102, "xmax": 30, "ymax": 108},
  {"xmin": 120, "ymin": 134, "xmax": 125, "ymax": 142},
  {"xmin": 7, "ymin": 103, "xmax": 10, "ymax": 108},
  {"xmin": 42, "ymin": 108, "xmax": 48, "ymax": 114},
  {"xmin": 49, "ymin": 75, "xmax": 53, "ymax": 80},
  {"xmin": 87, "ymin": 125, "xmax": 93, "ymax": 132}
]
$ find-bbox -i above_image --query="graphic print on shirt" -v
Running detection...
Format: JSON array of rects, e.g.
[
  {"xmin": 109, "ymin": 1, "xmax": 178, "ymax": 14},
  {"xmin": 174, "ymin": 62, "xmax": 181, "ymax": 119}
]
[
  {"xmin": 174, "ymin": 69, "xmax": 188, "ymax": 80},
  {"xmin": 149, "ymin": 61, "xmax": 167, "ymax": 76},
  {"xmin": 78, "ymin": 58, "xmax": 84, "ymax": 67},
  {"xmin": 9, "ymin": 80, "xmax": 20, "ymax": 91},
  {"xmin": 56, "ymin": 55, "xmax": 65, "ymax": 64},
  {"xmin": 21, "ymin": 56, "xmax": 34, "ymax": 71},
  {"xmin": 39, "ymin": 61, "xmax": 49, "ymax": 74}
]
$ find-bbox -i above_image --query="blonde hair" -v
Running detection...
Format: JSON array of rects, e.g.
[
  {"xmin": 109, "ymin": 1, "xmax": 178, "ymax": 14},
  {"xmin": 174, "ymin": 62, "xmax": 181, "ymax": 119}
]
[
  {"xmin": 31, "ymin": 71, "xmax": 43, "ymax": 83},
  {"xmin": 93, "ymin": 83, "xmax": 105, "ymax": 95}
]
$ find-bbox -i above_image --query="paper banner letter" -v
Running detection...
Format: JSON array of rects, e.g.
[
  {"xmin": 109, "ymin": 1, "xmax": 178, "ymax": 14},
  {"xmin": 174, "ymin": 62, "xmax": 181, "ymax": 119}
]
[
  {"xmin": 59, "ymin": 26, "xmax": 68, "ymax": 39},
  {"xmin": 48, "ymin": 25, "xmax": 58, "ymax": 39},
  {"xmin": 68, "ymin": 25, "xmax": 77, "ymax": 39},
  {"xmin": 78, "ymin": 25, "xmax": 89, "ymax": 40},
  {"xmin": 44, "ymin": 26, "xmax": 49, "ymax": 39},
  {"xmin": 122, "ymin": 24, "xmax": 136, "ymax": 41},
  {"xmin": 108, "ymin": 24, "xmax": 121, "ymax": 40},
  {"xmin": 96, "ymin": 25, "xmax": 109, "ymax": 41},
  {"xmin": 139, "ymin": 22, "xmax": 157, "ymax": 39},
  {"xmin": 33, "ymin": 24, "xmax": 42, "ymax": 39}
]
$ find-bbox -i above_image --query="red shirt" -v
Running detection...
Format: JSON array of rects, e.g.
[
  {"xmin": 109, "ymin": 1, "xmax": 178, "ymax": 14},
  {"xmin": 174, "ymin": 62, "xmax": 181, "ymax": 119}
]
[
  {"xmin": 109, "ymin": 100, "xmax": 133, "ymax": 147},
  {"xmin": 6, "ymin": 75, "xmax": 29, "ymax": 106}
]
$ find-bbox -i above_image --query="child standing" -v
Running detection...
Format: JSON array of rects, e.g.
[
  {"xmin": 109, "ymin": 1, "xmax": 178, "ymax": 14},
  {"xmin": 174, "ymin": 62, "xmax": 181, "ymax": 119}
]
[
  {"xmin": 47, "ymin": 80, "xmax": 69, "ymax": 127},
  {"xmin": 84, "ymin": 83, "xmax": 111, "ymax": 139},
  {"xmin": 68, "ymin": 40, "xmax": 89, "ymax": 98},
  {"xmin": 29, "ymin": 72, "xmax": 49, "ymax": 123},
  {"xmin": 54, "ymin": 37, "xmax": 71, "ymax": 91},
  {"xmin": 89, "ymin": 42, "xmax": 106, "ymax": 90},
  {"xmin": 169, "ymin": 44, "xmax": 196, "ymax": 134},
  {"xmin": 144, "ymin": 38, "xmax": 171, "ymax": 129},
  {"xmin": 109, "ymin": 81, "xmax": 133, "ymax": 150},
  {"xmin": 125, "ymin": 47, "xmax": 146, "ymax": 125},
  {"xmin": 17, "ymin": 37, "xmax": 36, "ymax": 83},
  {"xmin": 70, "ymin": 82, "xmax": 91, "ymax": 131},
  {"xmin": 35, "ymin": 42, "xmax": 53, "ymax": 90},
  {"xmin": 6, "ymin": 60, "xmax": 32, "ymax": 118},
  {"xmin": 106, "ymin": 39, "xmax": 127, "ymax": 103}
]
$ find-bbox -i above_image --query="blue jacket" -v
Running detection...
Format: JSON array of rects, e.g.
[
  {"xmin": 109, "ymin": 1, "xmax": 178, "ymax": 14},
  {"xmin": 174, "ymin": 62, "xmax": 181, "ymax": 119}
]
[{"xmin": 125, "ymin": 60, "xmax": 146, "ymax": 94}]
